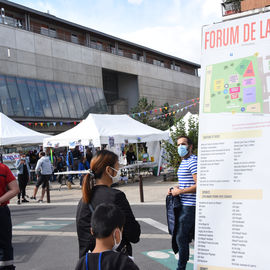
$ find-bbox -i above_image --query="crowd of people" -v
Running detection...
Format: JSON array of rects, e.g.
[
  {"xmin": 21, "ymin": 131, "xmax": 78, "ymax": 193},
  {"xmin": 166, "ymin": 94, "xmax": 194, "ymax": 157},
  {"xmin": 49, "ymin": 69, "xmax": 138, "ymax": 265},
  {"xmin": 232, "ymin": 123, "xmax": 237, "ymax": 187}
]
[{"xmin": 0, "ymin": 135, "xmax": 197, "ymax": 270}]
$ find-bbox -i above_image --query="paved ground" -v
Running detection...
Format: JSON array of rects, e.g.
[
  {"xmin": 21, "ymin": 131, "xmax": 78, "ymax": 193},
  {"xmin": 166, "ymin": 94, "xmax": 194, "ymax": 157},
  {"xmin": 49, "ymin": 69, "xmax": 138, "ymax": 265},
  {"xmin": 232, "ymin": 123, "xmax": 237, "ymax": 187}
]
[{"xmin": 9, "ymin": 175, "xmax": 194, "ymax": 270}]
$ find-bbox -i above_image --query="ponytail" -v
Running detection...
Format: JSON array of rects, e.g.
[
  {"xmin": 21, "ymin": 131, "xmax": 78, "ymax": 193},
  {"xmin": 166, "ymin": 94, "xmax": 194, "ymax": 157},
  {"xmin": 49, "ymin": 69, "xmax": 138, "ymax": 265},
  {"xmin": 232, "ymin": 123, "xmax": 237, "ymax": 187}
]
[{"xmin": 82, "ymin": 173, "xmax": 95, "ymax": 203}]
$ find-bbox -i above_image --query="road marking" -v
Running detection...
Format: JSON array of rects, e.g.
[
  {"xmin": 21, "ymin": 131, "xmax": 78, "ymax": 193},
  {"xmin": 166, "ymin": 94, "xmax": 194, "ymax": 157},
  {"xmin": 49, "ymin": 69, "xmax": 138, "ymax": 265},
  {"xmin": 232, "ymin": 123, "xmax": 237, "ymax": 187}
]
[
  {"xmin": 12, "ymin": 230, "xmax": 170, "ymax": 239},
  {"xmin": 13, "ymin": 220, "xmax": 73, "ymax": 230},
  {"xmin": 9, "ymin": 202, "xmax": 165, "ymax": 206},
  {"xmin": 38, "ymin": 217, "xmax": 76, "ymax": 221},
  {"xmin": 143, "ymin": 249, "xmax": 194, "ymax": 270},
  {"xmin": 136, "ymin": 218, "xmax": 168, "ymax": 233},
  {"xmin": 37, "ymin": 217, "xmax": 168, "ymax": 233}
]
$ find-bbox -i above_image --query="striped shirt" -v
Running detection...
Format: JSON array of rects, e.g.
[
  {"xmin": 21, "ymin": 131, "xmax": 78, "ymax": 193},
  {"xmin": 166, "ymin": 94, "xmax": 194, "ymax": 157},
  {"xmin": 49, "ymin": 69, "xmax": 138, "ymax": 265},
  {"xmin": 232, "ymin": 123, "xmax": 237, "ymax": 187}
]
[{"xmin": 177, "ymin": 154, "xmax": 197, "ymax": 206}]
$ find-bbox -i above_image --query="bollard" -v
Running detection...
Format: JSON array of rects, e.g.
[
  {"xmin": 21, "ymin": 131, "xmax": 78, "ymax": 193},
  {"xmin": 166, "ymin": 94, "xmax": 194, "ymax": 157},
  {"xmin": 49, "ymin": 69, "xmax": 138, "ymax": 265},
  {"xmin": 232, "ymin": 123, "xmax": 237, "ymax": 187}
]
[
  {"xmin": 139, "ymin": 175, "xmax": 144, "ymax": 203},
  {"xmin": 46, "ymin": 180, "xmax": 51, "ymax": 203}
]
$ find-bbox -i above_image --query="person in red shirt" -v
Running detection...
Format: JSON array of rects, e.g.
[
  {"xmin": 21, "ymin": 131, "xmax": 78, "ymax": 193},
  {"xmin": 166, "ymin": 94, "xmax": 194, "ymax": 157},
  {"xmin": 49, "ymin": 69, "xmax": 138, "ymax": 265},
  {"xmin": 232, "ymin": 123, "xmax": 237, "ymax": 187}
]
[{"xmin": 0, "ymin": 163, "xmax": 19, "ymax": 270}]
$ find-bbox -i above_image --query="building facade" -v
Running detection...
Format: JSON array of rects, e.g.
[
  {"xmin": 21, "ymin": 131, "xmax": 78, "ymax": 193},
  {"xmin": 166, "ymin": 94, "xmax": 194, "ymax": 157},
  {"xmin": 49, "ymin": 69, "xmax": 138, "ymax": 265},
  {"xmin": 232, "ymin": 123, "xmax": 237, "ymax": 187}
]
[{"xmin": 0, "ymin": 0, "xmax": 200, "ymax": 134}]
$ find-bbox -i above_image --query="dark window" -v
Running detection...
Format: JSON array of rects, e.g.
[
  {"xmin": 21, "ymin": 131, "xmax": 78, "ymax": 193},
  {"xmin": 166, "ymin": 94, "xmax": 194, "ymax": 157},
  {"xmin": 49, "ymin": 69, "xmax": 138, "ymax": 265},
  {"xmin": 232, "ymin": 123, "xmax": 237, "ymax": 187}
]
[
  {"xmin": 53, "ymin": 83, "xmax": 70, "ymax": 118},
  {"xmin": 0, "ymin": 76, "xmax": 12, "ymax": 115},
  {"xmin": 45, "ymin": 82, "xmax": 62, "ymax": 118},
  {"xmin": 16, "ymin": 78, "xmax": 34, "ymax": 116},
  {"xmin": 5, "ymin": 76, "xmax": 24, "ymax": 116},
  {"xmin": 36, "ymin": 80, "xmax": 53, "ymax": 117},
  {"xmin": 26, "ymin": 79, "xmax": 44, "ymax": 117},
  {"xmin": 62, "ymin": 84, "xmax": 77, "ymax": 118},
  {"xmin": 70, "ymin": 85, "xmax": 83, "ymax": 117},
  {"xmin": 77, "ymin": 86, "xmax": 89, "ymax": 113}
]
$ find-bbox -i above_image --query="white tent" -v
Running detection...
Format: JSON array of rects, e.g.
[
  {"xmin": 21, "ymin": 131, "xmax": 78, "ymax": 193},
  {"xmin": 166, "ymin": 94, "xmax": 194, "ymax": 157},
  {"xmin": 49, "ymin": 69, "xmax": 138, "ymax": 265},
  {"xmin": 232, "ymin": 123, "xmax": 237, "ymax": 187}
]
[
  {"xmin": 0, "ymin": 113, "xmax": 50, "ymax": 146},
  {"xmin": 43, "ymin": 113, "xmax": 169, "ymax": 148}
]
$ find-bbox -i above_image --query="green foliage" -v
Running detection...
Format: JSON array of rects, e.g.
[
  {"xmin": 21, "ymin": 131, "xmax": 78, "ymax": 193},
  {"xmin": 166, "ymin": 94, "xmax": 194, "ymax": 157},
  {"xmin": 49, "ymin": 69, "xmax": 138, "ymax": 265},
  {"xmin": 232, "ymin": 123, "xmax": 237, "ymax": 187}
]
[
  {"xmin": 130, "ymin": 97, "xmax": 176, "ymax": 131},
  {"xmin": 163, "ymin": 114, "xmax": 199, "ymax": 172}
]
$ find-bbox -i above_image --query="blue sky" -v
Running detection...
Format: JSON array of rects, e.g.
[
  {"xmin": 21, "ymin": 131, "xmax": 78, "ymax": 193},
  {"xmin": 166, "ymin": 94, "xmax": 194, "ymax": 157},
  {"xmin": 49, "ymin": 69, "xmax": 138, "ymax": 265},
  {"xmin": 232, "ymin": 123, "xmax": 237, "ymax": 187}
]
[{"xmin": 11, "ymin": 0, "xmax": 222, "ymax": 63}]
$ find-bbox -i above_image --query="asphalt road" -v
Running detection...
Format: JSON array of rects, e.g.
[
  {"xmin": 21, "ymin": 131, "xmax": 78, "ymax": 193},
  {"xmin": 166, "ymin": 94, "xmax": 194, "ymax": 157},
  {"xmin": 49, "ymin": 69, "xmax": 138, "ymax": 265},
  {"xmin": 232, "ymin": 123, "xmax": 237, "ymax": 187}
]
[{"xmin": 9, "ymin": 204, "xmax": 194, "ymax": 270}]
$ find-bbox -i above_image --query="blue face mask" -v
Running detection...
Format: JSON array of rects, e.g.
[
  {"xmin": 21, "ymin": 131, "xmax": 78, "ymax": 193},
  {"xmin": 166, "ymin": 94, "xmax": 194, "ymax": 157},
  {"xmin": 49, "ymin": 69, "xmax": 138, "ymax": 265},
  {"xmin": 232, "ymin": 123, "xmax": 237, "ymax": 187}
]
[{"xmin": 178, "ymin": 145, "xmax": 188, "ymax": 157}]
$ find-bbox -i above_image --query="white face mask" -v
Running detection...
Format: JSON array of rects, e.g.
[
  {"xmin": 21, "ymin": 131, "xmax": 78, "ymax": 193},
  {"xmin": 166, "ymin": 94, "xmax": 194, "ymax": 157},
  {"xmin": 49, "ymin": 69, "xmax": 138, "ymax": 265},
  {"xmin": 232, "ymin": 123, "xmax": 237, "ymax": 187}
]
[
  {"xmin": 109, "ymin": 167, "xmax": 121, "ymax": 183},
  {"xmin": 112, "ymin": 228, "xmax": 122, "ymax": 251}
]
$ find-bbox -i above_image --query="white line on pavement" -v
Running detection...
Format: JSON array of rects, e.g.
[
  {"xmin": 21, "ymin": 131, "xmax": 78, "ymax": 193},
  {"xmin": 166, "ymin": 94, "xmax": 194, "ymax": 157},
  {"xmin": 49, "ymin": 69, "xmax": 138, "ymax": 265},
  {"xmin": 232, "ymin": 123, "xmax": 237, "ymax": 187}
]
[
  {"xmin": 12, "ymin": 230, "xmax": 170, "ymax": 239},
  {"xmin": 136, "ymin": 218, "xmax": 168, "ymax": 233},
  {"xmin": 9, "ymin": 202, "xmax": 164, "ymax": 206},
  {"xmin": 38, "ymin": 217, "xmax": 76, "ymax": 220}
]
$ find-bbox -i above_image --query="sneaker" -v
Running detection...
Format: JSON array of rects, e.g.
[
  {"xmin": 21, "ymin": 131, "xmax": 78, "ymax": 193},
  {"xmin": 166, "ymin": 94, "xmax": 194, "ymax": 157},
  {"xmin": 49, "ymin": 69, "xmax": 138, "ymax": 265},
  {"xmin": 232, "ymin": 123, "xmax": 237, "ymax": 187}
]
[
  {"xmin": 38, "ymin": 199, "xmax": 43, "ymax": 203},
  {"xmin": 30, "ymin": 196, "xmax": 36, "ymax": 200},
  {"xmin": 22, "ymin": 198, "xmax": 29, "ymax": 203},
  {"xmin": 17, "ymin": 200, "xmax": 21, "ymax": 205}
]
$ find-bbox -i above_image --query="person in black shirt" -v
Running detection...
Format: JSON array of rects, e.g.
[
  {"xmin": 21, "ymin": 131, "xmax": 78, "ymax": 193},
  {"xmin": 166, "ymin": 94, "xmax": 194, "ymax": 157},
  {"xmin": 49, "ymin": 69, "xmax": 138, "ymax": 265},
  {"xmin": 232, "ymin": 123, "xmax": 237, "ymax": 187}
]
[
  {"xmin": 76, "ymin": 150, "xmax": 140, "ymax": 258},
  {"xmin": 126, "ymin": 145, "xmax": 136, "ymax": 165},
  {"xmin": 75, "ymin": 203, "xmax": 139, "ymax": 270}
]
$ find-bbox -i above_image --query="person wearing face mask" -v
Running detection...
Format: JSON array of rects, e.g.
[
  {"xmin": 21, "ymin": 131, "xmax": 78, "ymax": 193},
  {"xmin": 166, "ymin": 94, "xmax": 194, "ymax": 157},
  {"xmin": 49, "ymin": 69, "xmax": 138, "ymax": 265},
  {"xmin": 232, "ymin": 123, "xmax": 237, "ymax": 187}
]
[
  {"xmin": 76, "ymin": 150, "xmax": 141, "ymax": 259},
  {"xmin": 168, "ymin": 135, "xmax": 197, "ymax": 270},
  {"xmin": 75, "ymin": 203, "xmax": 140, "ymax": 270}
]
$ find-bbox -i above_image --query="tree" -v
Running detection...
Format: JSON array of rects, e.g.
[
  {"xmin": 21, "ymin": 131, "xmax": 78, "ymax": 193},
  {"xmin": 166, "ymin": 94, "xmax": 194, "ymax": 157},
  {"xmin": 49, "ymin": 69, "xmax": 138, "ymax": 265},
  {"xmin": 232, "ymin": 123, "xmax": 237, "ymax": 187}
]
[
  {"xmin": 130, "ymin": 97, "xmax": 176, "ymax": 131},
  {"xmin": 130, "ymin": 97, "xmax": 155, "ymax": 125}
]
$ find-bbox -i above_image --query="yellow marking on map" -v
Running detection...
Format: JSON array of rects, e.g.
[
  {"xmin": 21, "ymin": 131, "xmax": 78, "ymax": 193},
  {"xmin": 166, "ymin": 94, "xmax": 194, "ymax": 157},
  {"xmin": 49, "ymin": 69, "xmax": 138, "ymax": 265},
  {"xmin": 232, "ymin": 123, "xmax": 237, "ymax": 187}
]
[
  {"xmin": 200, "ymin": 189, "xmax": 263, "ymax": 200},
  {"xmin": 201, "ymin": 129, "xmax": 262, "ymax": 140},
  {"xmin": 214, "ymin": 79, "xmax": 224, "ymax": 91},
  {"xmin": 246, "ymin": 103, "xmax": 261, "ymax": 112},
  {"xmin": 254, "ymin": 52, "xmax": 259, "ymax": 57},
  {"xmin": 231, "ymin": 110, "xmax": 236, "ymax": 114}
]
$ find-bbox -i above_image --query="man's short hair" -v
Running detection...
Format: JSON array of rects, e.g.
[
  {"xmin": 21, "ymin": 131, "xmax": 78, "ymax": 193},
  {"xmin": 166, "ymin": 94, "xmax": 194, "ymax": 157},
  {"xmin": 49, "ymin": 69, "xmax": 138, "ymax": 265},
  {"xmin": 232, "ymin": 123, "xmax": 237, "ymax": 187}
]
[
  {"xmin": 91, "ymin": 203, "xmax": 125, "ymax": 239},
  {"xmin": 39, "ymin": 152, "xmax": 45, "ymax": 157},
  {"xmin": 177, "ymin": 135, "xmax": 193, "ymax": 146}
]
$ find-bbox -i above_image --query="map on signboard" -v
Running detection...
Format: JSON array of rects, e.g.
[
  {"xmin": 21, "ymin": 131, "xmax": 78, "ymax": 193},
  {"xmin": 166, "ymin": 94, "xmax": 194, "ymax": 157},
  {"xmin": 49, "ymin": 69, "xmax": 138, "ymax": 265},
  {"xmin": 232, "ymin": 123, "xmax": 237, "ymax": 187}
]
[{"xmin": 203, "ymin": 54, "xmax": 270, "ymax": 114}]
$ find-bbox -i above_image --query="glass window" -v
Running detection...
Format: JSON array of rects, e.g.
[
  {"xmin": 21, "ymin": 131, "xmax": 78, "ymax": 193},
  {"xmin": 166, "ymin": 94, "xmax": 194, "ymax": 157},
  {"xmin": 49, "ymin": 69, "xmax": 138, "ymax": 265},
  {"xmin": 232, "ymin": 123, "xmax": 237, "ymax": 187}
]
[
  {"xmin": 62, "ymin": 84, "xmax": 77, "ymax": 118},
  {"xmin": 96, "ymin": 88, "xmax": 107, "ymax": 112},
  {"xmin": 71, "ymin": 34, "xmax": 78, "ymax": 44},
  {"xmin": 84, "ymin": 86, "xmax": 95, "ymax": 112},
  {"xmin": 69, "ymin": 85, "xmax": 83, "ymax": 117},
  {"xmin": 26, "ymin": 79, "xmax": 44, "ymax": 117},
  {"xmin": 0, "ymin": 76, "xmax": 12, "ymax": 115},
  {"xmin": 16, "ymin": 78, "xmax": 34, "ymax": 116},
  {"xmin": 45, "ymin": 82, "xmax": 62, "ymax": 118},
  {"xmin": 77, "ymin": 85, "xmax": 89, "ymax": 113},
  {"xmin": 53, "ymin": 83, "xmax": 70, "ymax": 118},
  {"xmin": 5, "ymin": 76, "xmax": 24, "ymax": 116},
  {"xmin": 36, "ymin": 80, "xmax": 53, "ymax": 117}
]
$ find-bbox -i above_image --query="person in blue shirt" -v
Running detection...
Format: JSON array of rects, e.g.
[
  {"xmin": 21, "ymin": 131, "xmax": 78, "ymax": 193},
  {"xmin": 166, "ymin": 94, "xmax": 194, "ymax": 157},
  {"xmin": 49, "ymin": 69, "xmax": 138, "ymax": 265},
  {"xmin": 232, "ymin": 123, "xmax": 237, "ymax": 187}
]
[
  {"xmin": 168, "ymin": 136, "xmax": 197, "ymax": 270},
  {"xmin": 78, "ymin": 157, "xmax": 90, "ymax": 187},
  {"xmin": 15, "ymin": 153, "xmax": 30, "ymax": 204},
  {"xmin": 66, "ymin": 149, "xmax": 74, "ymax": 187}
]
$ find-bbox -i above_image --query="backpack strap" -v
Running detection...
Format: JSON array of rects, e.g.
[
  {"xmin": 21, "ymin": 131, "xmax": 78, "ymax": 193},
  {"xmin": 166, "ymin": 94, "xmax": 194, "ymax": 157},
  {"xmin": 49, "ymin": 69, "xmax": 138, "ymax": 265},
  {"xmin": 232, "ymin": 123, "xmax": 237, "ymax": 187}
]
[{"xmin": 88, "ymin": 203, "xmax": 94, "ymax": 213}]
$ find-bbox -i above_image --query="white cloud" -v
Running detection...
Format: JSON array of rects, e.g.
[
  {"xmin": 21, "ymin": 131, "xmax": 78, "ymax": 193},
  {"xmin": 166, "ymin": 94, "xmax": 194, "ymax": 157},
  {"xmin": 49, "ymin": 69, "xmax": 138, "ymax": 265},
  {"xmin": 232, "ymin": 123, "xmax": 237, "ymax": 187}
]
[{"xmin": 128, "ymin": 0, "xmax": 143, "ymax": 5}]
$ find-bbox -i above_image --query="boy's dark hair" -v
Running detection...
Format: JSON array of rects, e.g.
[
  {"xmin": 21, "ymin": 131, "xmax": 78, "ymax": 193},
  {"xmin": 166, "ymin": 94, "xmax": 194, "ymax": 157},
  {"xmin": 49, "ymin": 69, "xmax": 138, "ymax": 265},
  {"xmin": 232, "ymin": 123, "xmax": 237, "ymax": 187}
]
[
  {"xmin": 91, "ymin": 203, "xmax": 125, "ymax": 238},
  {"xmin": 39, "ymin": 151, "xmax": 45, "ymax": 156}
]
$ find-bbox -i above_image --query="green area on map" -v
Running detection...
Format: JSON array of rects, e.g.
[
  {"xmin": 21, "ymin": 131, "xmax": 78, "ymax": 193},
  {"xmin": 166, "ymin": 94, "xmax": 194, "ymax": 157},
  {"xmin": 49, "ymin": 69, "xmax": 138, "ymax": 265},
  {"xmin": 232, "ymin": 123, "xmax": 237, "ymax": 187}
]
[{"xmin": 204, "ymin": 55, "xmax": 263, "ymax": 113}]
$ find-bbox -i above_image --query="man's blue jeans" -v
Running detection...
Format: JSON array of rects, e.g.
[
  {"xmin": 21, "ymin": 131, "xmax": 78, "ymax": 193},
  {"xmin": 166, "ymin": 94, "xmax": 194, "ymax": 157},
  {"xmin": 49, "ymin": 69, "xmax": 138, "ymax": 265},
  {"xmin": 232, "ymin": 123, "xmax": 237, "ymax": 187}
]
[{"xmin": 176, "ymin": 205, "xmax": 195, "ymax": 270}]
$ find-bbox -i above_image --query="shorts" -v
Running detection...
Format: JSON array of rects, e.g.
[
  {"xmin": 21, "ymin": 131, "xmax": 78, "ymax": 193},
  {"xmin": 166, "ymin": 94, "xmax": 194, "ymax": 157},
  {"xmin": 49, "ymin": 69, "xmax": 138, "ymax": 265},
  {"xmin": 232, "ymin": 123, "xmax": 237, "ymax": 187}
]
[{"xmin": 36, "ymin": 174, "xmax": 51, "ymax": 188}]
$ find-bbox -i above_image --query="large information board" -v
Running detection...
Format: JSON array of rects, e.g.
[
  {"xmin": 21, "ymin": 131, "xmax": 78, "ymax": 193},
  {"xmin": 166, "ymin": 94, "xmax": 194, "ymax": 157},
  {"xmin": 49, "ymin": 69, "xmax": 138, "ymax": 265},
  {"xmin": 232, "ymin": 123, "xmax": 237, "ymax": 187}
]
[{"xmin": 195, "ymin": 11, "xmax": 270, "ymax": 270}]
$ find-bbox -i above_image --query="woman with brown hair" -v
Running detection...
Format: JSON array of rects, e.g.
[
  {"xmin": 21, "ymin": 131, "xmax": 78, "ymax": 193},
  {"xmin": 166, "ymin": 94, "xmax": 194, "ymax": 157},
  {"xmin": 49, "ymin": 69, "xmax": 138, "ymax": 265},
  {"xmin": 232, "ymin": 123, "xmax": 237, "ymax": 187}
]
[{"xmin": 76, "ymin": 150, "xmax": 141, "ymax": 258}]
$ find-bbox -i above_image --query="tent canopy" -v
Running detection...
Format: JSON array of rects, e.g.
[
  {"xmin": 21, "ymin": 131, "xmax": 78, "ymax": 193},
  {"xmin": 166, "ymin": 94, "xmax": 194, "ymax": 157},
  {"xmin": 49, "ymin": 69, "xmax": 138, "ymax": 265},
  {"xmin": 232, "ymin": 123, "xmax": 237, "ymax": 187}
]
[
  {"xmin": 0, "ymin": 113, "xmax": 50, "ymax": 146},
  {"xmin": 43, "ymin": 114, "xmax": 169, "ymax": 148}
]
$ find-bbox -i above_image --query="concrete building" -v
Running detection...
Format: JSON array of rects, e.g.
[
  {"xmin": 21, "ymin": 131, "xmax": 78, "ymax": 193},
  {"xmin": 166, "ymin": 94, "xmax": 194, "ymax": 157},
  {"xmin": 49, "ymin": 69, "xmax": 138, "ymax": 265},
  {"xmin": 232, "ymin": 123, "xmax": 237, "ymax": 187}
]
[{"xmin": 0, "ymin": 0, "xmax": 200, "ymax": 133}]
